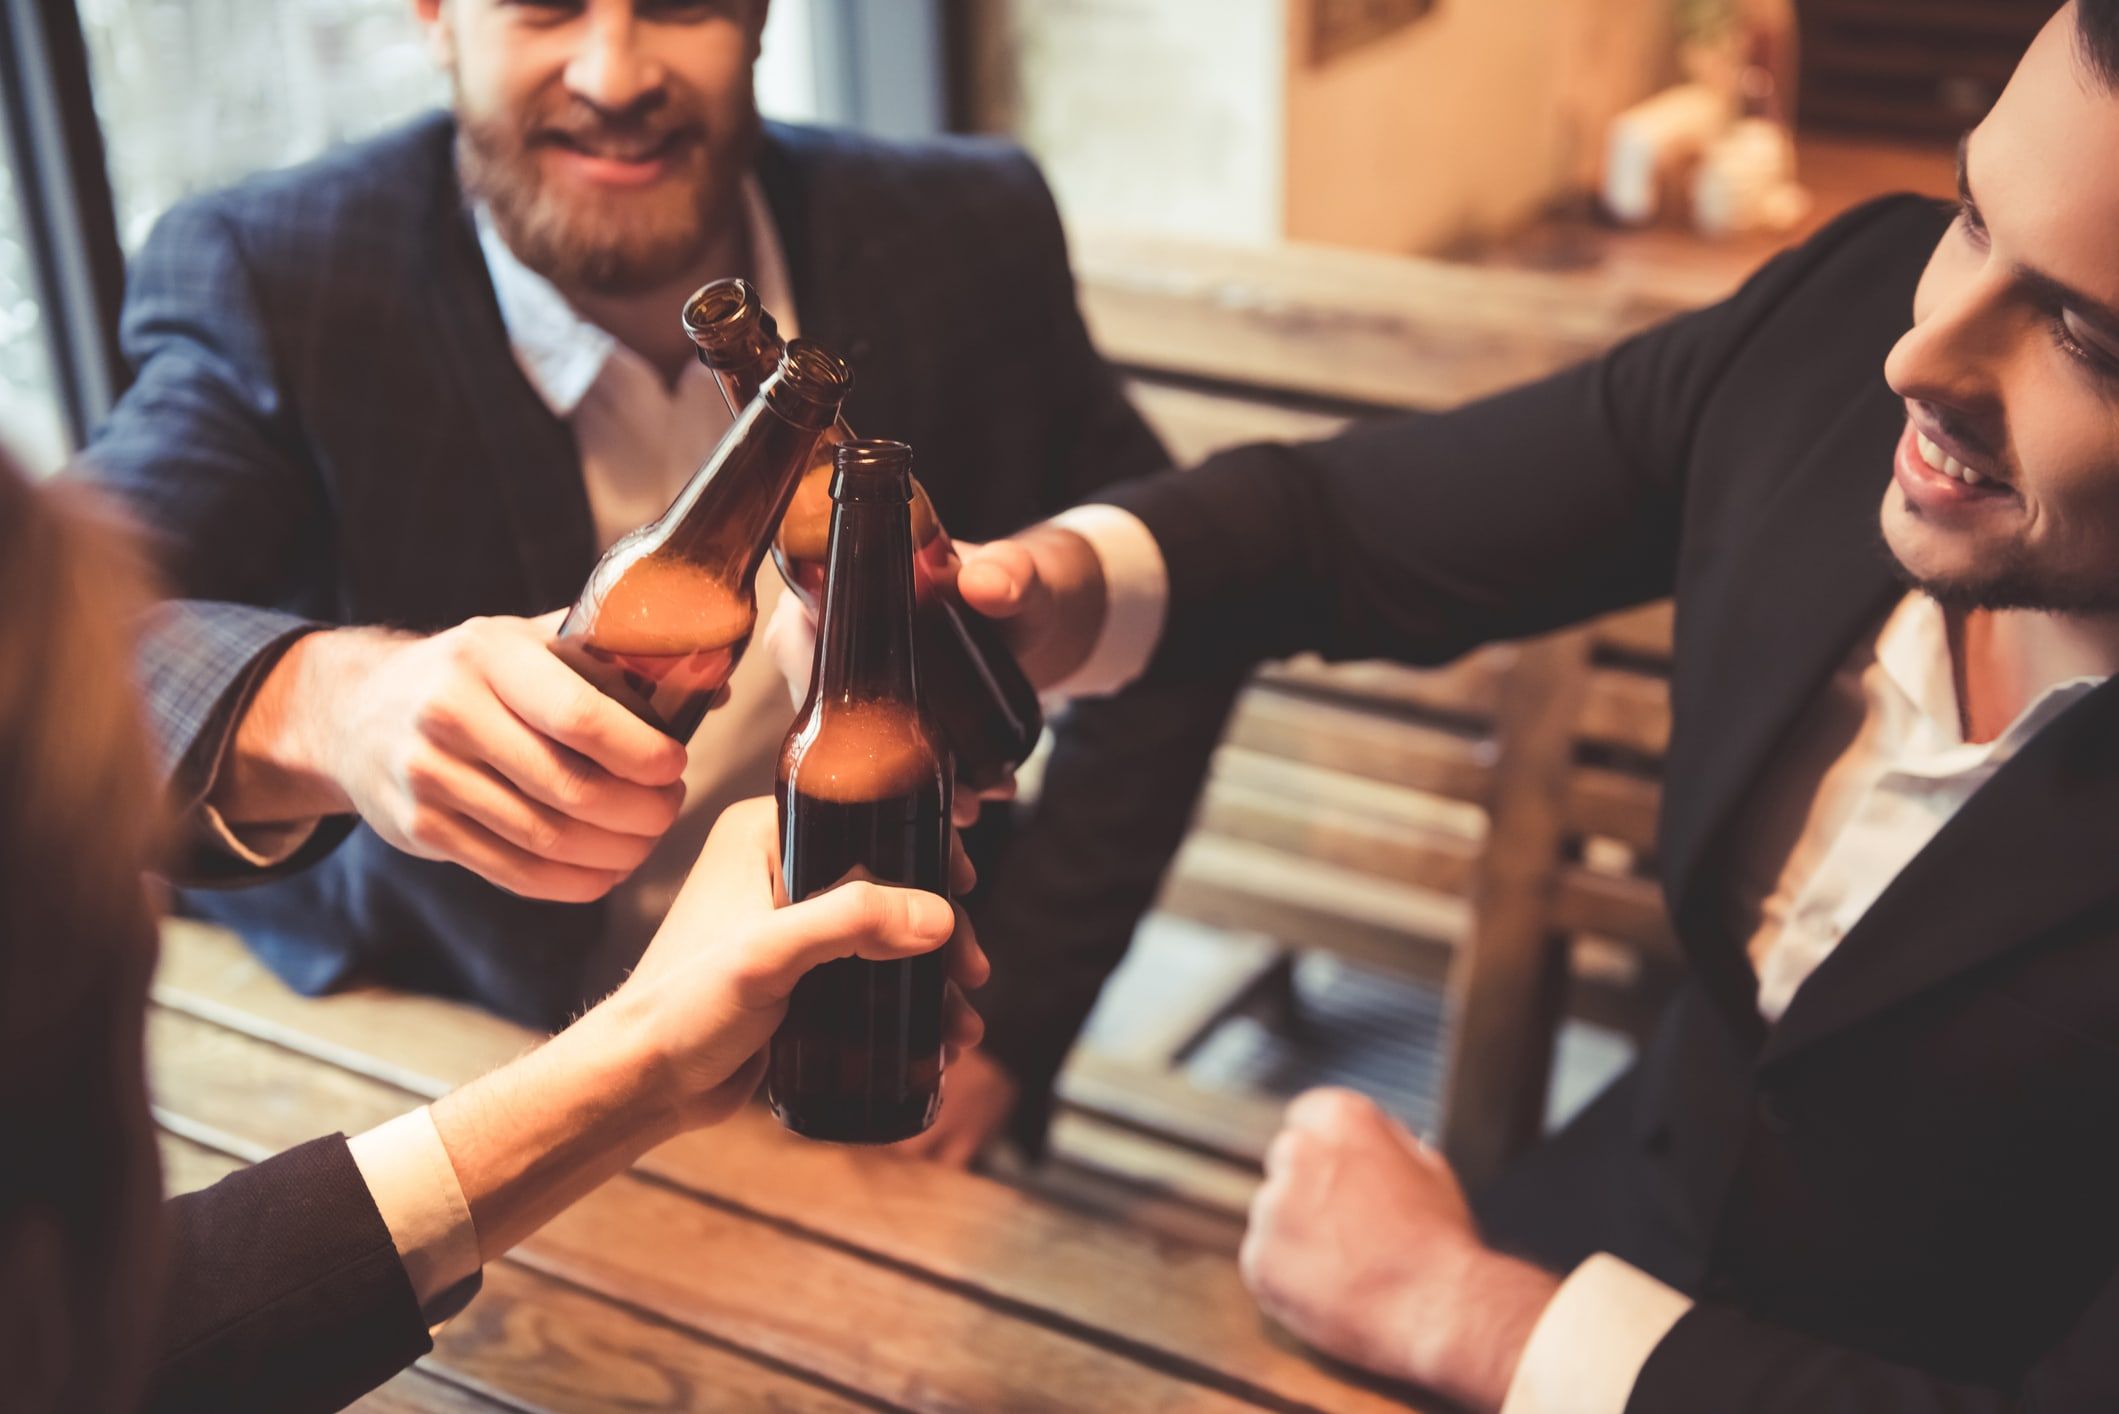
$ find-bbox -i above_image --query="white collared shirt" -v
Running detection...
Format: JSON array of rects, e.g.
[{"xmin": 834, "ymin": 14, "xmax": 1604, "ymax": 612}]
[{"xmin": 1054, "ymin": 515, "xmax": 2108, "ymax": 1412}]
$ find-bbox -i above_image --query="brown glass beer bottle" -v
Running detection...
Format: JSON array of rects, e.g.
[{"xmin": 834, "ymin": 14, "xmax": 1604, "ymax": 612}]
[
  {"xmin": 769, "ymin": 438, "xmax": 952, "ymax": 1144},
  {"xmin": 552, "ymin": 341, "xmax": 854, "ymax": 740},
  {"xmin": 683, "ymin": 278, "xmax": 1042, "ymax": 790}
]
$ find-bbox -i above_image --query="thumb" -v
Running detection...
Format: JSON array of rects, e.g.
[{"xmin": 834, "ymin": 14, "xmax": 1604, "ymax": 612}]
[
  {"xmin": 532, "ymin": 607, "xmax": 569, "ymax": 635},
  {"xmin": 738, "ymin": 880, "xmax": 955, "ymax": 1003},
  {"xmin": 955, "ymin": 539, "xmax": 1045, "ymax": 622}
]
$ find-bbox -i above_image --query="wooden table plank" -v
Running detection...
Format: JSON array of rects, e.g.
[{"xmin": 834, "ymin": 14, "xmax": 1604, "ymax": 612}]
[
  {"xmin": 349, "ymin": 1370, "xmax": 519, "ymax": 1413},
  {"xmin": 155, "ymin": 921, "xmax": 1431, "ymax": 1413},
  {"xmin": 156, "ymin": 1129, "xmax": 870, "ymax": 1414},
  {"xmin": 146, "ymin": 1003, "xmax": 1315, "ymax": 1414}
]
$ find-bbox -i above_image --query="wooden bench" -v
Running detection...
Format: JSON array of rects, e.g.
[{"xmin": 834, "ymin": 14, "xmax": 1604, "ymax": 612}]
[{"xmin": 1031, "ymin": 232, "xmax": 1694, "ymax": 1194}]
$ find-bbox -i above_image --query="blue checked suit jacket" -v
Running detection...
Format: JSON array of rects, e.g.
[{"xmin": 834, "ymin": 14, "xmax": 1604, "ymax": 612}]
[{"xmin": 84, "ymin": 113, "xmax": 1242, "ymax": 1121}]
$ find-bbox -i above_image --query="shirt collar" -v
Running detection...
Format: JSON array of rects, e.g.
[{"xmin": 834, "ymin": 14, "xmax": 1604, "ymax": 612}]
[{"xmin": 475, "ymin": 173, "xmax": 799, "ymax": 420}]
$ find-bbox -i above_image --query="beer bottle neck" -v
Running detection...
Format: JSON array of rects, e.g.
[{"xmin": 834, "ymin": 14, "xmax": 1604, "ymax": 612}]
[
  {"xmin": 653, "ymin": 396, "xmax": 830, "ymax": 586},
  {"xmin": 811, "ymin": 494, "xmax": 918, "ymax": 705},
  {"xmin": 706, "ymin": 332, "xmax": 780, "ymax": 418}
]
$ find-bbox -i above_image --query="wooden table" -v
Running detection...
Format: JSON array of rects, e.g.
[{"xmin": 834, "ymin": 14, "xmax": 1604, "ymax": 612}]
[{"xmin": 149, "ymin": 921, "xmax": 1431, "ymax": 1413}]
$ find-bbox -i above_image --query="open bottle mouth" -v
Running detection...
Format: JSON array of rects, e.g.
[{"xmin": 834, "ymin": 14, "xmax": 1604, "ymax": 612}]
[
  {"xmin": 764, "ymin": 339, "xmax": 856, "ymax": 426},
  {"xmin": 831, "ymin": 439, "xmax": 914, "ymax": 504},
  {"xmin": 681, "ymin": 277, "xmax": 780, "ymax": 367}
]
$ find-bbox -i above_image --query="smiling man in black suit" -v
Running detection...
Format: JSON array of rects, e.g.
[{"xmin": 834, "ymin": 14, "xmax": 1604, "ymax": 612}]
[{"xmin": 953, "ymin": 4, "xmax": 2119, "ymax": 1409}]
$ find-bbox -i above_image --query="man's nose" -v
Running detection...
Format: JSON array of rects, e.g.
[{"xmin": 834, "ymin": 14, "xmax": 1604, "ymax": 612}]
[
  {"xmin": 1885, "ymin": 273, "xmax": 2009, "ymax": 422},
  {"xmin": 564, "ymin": 10, "xmax": 667, "ymax": 116}
]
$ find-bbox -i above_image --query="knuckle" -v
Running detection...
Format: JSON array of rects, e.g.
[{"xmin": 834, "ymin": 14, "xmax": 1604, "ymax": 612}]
[
  {"xmin": 402, "ymin": 806, "xmax": 448, "ymax": 852},
  {"xmin": 519, "ymin": 811, "xmax": 565, "ymax": 858},
  {"xmin": 412, "ymin": 692, "xmax": 462, "ymax": 741},
  {"xmin": 1292, "ymin": 1086, "xmax": 1374, "ymax": 1133},
  {"xmin": 555, "ymin": 688, "xmax": 608, "ymax": 742},
  {"xmin": 400, "ymin": 750, "xmax": 448, "ymax": 805},
  {"xmin": 836, "ymin": 881, "xmax": 894, "ymax": 935},
  {"xmin": 549, "ymin": 754, "xmax": 600, "ymax": 811}
]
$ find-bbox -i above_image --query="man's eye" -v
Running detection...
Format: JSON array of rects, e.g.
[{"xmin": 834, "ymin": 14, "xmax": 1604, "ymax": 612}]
[{"xmin": 1956, "ymin": 201, "xmax": 1990, "ymax": 248}]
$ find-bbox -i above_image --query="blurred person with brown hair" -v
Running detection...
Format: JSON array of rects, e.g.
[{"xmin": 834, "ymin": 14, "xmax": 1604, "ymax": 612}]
[
  {"xmin": 0, "ymin": 444, "xmax": 983, "ymax": 1413},
  {"xmin": 75, "ymin": 0, "xmax": 1239, "ymax": 1172}
]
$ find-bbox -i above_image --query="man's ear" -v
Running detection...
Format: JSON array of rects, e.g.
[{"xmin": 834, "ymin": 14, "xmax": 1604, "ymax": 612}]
[{"xmin": 412, "ymin": 0, "xmax": 457, "ymax": 69}]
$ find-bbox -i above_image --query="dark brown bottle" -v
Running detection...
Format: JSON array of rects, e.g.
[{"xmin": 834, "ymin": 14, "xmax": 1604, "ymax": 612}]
[
  {"xmin": 552, "ymin": 341, "xmax": 853, "ymax": 739},
  {"xmin": 683, "ymin": 278, "xmax": 1042, "ymax": 790},
  {"xmin": 769, "ymin": 439, "xmax": 952, "ymax": 1144}
]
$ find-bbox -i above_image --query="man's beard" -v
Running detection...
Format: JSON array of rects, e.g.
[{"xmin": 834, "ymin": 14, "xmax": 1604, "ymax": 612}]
[
  {"xmin": 456, "ymin": 94, "xmax": 748, "ymax": 297},
  {"xmin": 1889, "ymin": 533, "xmax": 2119, "ymax": 616}
]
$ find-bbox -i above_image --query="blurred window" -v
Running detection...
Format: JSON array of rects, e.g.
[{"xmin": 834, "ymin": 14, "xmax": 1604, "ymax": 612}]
[{"xmin": 0, "ymin": 151, "xmax": 68, "ymax": 475}]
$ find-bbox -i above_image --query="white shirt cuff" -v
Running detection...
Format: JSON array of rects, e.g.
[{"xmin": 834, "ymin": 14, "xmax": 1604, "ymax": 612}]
[
  {"xmin": 198, "ymin": 800, "xmax": 321, "ymax": 869},
  {"xmin": 1043, "ymin": 504, "xmax": 1168, "ymax": 699},
  {"xmin": 347, "ymin": 1107, "xmax": 483, "ymax": 1324},
  {"xmin": 1499, "ymin": 1254, "xmax": 1693, "ymax": 1414}
]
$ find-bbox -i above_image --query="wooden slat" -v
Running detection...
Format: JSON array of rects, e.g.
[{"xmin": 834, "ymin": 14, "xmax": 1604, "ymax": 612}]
[
  {"xmin": 1553, "ymin": 868, "xmax": 1677, "ymax": 954},
  {"xmin": 1211, "ymin": 748, "xmax": 1486, "ymax": 838},
  {"xmin": 1564, "ymin": 765, "xmax": 1662, "ymax": 853},
  {"xmin": 158, "ymin": 1127, "xmax": 246, "ymax": 1193},
  {"xmin": 426, "ymin": 1263, "xmax": 871, "ymax": 1414},
  {"xmin": 1076, "ymin": 229, "xmax": 1700, "ymax": 413},
  {"xmin": 350, "ymin": 1371, "xmax": 516, "ymax": 1414},
  {"xmin": 1193, "ymin": 776, "xmax": 1478, "ymax": 899},
  {"xmin": 1003, "ymin": 1119, "xmax": 1258, "ymax": 1247},
  {"xmin": 1053, "ymin": 1047, "xmax": 1286, "ymax": 1167},
  {"xmin": 1440, "ymin": 632, "xmax": 1594, "ymax": 1186},
  {"xmin": 146, "ymin": 1002, "xmax": 1284, "ymax": 1414},
  {"xmin": 155, "ymin": 919, "xmax": 536, "ymax": 1093},
  {"xmin": 152, "ymin": 924, "xmax": 1430, "ymax": 1414},
  {"xmin": 1221, "ymin": 690, "xmax": 1495, "ymax": 803},
  {"xmin": 1159, "ymin": 835, "xmax": 1465, "ymax": 981},
  {"xmin": 1579, "ymin": 668, "xmax": 1672, "ymax": 757},
  {"xmin": 1260, "ymin": 651, "xmax": 1509, "ymax": 723},
  {"xmin": 1591, "ymin": 601, "xmax": 1674, "ymax": 661}
]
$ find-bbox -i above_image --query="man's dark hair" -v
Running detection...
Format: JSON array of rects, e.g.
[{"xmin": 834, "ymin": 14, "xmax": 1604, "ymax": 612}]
[{"xmin": 2078, "ymin": 0, "xmax": 2119, "ymax": 87}]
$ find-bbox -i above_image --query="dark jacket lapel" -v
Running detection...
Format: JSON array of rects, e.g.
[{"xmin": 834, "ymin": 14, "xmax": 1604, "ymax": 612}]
[
  {"xmin": 1759, "ymin": 677, "xmax": 2119, "ymax": 1064},
  {"xmin": 755, "ymin": 122, "xmax": 928, "ymax": 442},
  {"xmin": 417, "ymin": 121, "xmax": 596, "ymax": 611},
  {"xmin": 1661, "ymin": 380, "xmax": 1909, "ymax": 1030}
]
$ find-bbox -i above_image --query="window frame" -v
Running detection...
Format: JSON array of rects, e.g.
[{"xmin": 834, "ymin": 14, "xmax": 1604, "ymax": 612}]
[{"xmin": 0, "ymin": 0, "xmax": 126, "ymax": 450}]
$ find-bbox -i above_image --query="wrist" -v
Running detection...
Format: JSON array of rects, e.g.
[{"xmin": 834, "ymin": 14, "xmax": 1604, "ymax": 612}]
[
  {"xmin": 561, "ymin": 990, "xmax": 689, "ymax": 1151},
  {"xmin": 1410, "ymin": 1246, "xmax": 1563, "ymax": 1411},
  {"xmin": 216, "ymin": 628, "xmax": 377, "ymax": 821}
]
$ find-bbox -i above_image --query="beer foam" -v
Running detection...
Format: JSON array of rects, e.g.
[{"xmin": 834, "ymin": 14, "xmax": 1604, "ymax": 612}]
[
  {"xmin": 783, "ymin": 698, "xmax": 943, "ymax": 802},
  {"xmin": 589, "ymin": 556, "xmax": 755, "ymax": 656}
]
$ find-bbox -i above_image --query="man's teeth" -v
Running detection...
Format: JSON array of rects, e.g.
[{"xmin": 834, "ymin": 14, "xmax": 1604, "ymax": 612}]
[{"xmin": 1916, "ymin": 431, "xmax": 1987, "ymax": 487}]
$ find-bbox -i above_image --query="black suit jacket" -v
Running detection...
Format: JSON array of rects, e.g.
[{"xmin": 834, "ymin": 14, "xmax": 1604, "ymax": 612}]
[
  {"xmin": 149, "ymin": 1136, "xmax": 427, "ymax": 1413},
  {"xmin": 83, "ymin": 114, "xmax": 1234, "ymax": 1110},
  {"xmin": 1101, "ymin": 195, "xmax": 2119, "ymax": 1410}
]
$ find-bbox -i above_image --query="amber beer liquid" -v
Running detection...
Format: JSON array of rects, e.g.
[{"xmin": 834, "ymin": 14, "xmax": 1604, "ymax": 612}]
[
  {"xmin": 770, "ymin": 439, "xmax": 953, "ymax": 1144},
  {"xmin": 552, "ymin": 342, "xmax": 854, "ymax": 738},
  {"xmin": 684, "ymin": 279, "xmax": 1042, "ymax": 790}
]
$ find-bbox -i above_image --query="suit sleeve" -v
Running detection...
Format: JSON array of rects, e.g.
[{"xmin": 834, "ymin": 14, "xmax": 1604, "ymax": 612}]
[
  {"xmin": 73, "ymin": 198, "xmax": 351, "ymax": 883},
  {"xmin": 146, "ymin": 1135, "xmax": 435, "ymax": 1414},
  {"xmin": 1626, "ymin": 1266, "xmax": 2119, "ymax": 1413},
  {"xmin": 964, "ymin": 150, "xmax": 1252, "ymax": 1145},
  {"xmin": 1097, "ymin": 198, "xmax": 1935, "ymax": 681}
]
